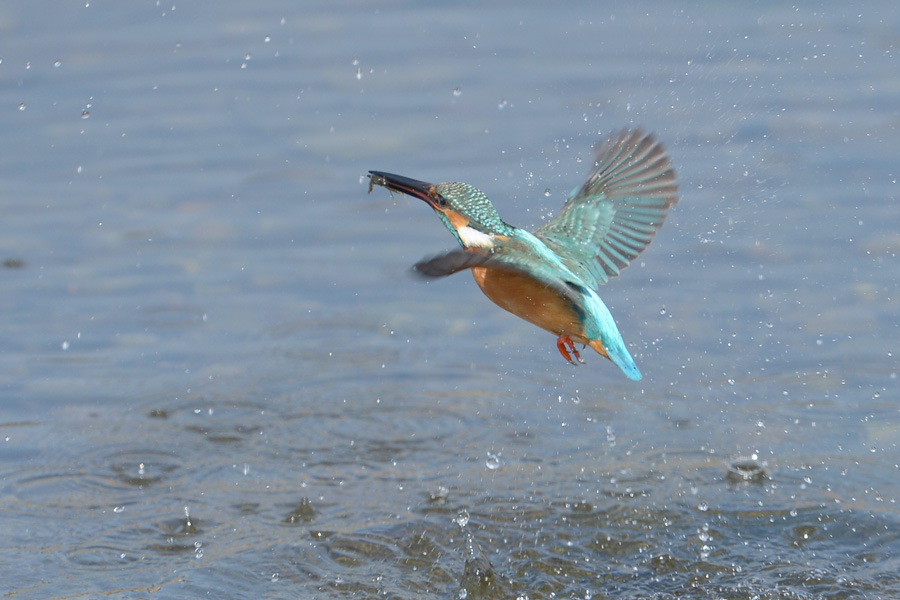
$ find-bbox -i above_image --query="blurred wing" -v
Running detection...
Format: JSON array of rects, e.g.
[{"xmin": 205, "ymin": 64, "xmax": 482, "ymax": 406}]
[
  {"xmin": 412, "ymin": 248, "xmax": 494, "ymax": 278},
  {"xmin": 413, "ymin": 246, "xmax": 585, "ymax": 305},
  {"xmin": 533, "ymin": 129, "xmax": 678, "ymax": 288}
]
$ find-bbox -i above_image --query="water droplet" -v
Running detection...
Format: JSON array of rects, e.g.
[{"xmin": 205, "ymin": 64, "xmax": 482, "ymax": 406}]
[
  {"xmin": 543, "ymin": 188, "xmax": 551, "ymax": 197},
  {"xmin": 81, "ymin": 109, "xmax": 90, "ymax": 119},
  {"xmin": 352, "ymin": 57, "xmax": 359, "ymax": 66},
  {"xmin": 485, "ymin": 452, "xmax": 500, "ymax": 470},
  {"xmin": 77, "ymin": 165, "xmax": 83, "ymax": 174},
  {"xmin": 356, "ymin": 68, "xmax": 362, "ymax": 80},
  {"xmin": 697, "ymin": 502, "xmax": 709, "ymax": 512},
  {"xmin": 659, "ymin": 307, "xmax": 667, "ymax": 316},
  {"xmin": 452, "ymin": 87, "xmax": 462, "ymax": 97},
  {"xmin": 429, "ymin": 486, "xmax": 450, "ymax": 502},
  {"xmin": 61, "ymin": 340, "xmax": 69, "ymax": 350},
  {"xmin": 54, "ymin": 59, "xmax": 62, "ymax": 68},
  {"xmin": 271, "ymin": 572, "xmax": 280, "ymax": 582},
  {"xmin": 726, "ymin": 458, "xmax": 767, "ymax": 483},
  {"xmin": 264, "ymin": 35, "xmax": 271, "ymax": 43},
  {"xmin": 113, "ymin": 505, "xmax": 125, "ymax": 513},
  {"xmin": 454, "ymin": 509, "xmax": 469, "ymax": 528},
  {"xmin": 497, "ymin": 98, "xmax": 508, "ymax": 110},
  {"xmin": 18, "ymin": 103, "xmax": 26, "ymax": 111}
]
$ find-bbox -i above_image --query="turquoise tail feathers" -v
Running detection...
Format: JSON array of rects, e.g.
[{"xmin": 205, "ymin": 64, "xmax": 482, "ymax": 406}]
[
  {"xmin": 582, "ymin": 287, "xmax": 643, "ymax": 380},
  {"xmin": 605, "ymin": 340, "xmax": 642, "ymax": 381}
]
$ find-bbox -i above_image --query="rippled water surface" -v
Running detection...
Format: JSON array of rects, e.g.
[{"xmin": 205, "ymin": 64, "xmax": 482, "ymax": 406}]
[{"xmin": 2, "ymin": 1, "xmax": 898, "ymax": 598}]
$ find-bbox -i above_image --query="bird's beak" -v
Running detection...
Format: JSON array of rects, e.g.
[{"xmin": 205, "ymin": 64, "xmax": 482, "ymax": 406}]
[{"xmin": 368, "ymin": 171, "xmax": 440, "ymax": 209}]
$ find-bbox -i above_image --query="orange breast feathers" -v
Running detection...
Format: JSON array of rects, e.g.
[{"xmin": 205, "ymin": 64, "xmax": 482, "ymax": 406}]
[{"xmin": 471, "ymin": 267, "xmax": 587, "ymax": 341}]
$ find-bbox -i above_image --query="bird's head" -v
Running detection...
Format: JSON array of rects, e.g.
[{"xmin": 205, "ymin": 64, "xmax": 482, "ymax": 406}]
[{"xmin": 368, "ymin": 171, "xmax": 513, "ymax": 249}]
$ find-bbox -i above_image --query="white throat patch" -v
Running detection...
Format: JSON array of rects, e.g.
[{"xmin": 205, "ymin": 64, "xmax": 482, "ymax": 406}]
[{"xmin": 458, "ymin": 226, "xmax": 495, "ymax": 248}]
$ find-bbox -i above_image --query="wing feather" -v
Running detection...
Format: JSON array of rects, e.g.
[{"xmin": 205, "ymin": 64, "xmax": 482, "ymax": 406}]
[
  {"xmin": 533, "ymin": 129, "xmax": 678, "ymax": 288},
  {"xmin": 412, "ymin": 246, "xmax": 585, "ymax": 308}
]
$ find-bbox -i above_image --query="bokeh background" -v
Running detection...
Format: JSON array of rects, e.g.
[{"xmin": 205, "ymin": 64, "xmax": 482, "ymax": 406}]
[{"xmin": 1, "ymin": 1, "xmax": 898, "ymax": 598}]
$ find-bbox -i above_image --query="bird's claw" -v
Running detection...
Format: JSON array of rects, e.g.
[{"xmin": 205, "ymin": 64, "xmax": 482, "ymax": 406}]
[{"xmin": 556, "ymin": 335, "xmax": 585, "ymax": 365}]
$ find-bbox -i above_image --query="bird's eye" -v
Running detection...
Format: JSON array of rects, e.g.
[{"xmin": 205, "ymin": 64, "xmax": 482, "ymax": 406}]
[{"xmin": 427, "ymin": 186, "xmax": 447, "ymax": 207}]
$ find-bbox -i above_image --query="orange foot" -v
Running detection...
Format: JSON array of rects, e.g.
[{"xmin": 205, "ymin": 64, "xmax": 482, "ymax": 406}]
[{"xmin": 556, "ymin": 334, "xmax": 585, "ymax": 365}]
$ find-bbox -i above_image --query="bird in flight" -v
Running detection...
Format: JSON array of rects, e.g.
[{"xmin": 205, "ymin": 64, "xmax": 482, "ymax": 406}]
[{"xmin": 368, "ymin": 129, "xmax": 678, "ymax": 380}]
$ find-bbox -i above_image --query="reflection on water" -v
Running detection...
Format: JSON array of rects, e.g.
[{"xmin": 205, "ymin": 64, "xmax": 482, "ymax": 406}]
[{"xmin": 1, "ymin": 0, "xmax": 899, "ymax": 598}]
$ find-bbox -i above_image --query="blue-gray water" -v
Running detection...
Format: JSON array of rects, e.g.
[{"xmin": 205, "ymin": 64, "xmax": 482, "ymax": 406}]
[{"xmin": 2, "ymin": 2, "xmax": 898, "ymax": 598}]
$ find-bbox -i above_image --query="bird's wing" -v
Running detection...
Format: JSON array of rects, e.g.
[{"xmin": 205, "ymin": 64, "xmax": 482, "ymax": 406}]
[
  {"xmin": 532, "ymin": 129, "xmax": 678, "ymax": 288},
  {"xmin": 412, "ymin": 248, "xmax": 495, "ymax": 278},
  {"xmin": 412, "ymin": 246, "xmax": 587, "ymax": 306}
]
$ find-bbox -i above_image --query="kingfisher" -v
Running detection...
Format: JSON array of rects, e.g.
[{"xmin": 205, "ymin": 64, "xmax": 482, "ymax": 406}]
[{"xmin": 368, "ymin": 129, "xmax": 677, "ymax": 380}]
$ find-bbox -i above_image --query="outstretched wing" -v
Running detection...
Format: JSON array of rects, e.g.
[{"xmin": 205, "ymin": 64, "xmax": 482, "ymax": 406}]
[
  {"xmin": 412, "ymin": 248, "xmax": 494, "ymax": 278},
  {"xmin": 412, "ymin": 246, "xmax": 586, "ymax": 307},
  {"xmin": 533, "ymin": 129, "xmax": 678, "ymax": 289}
]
